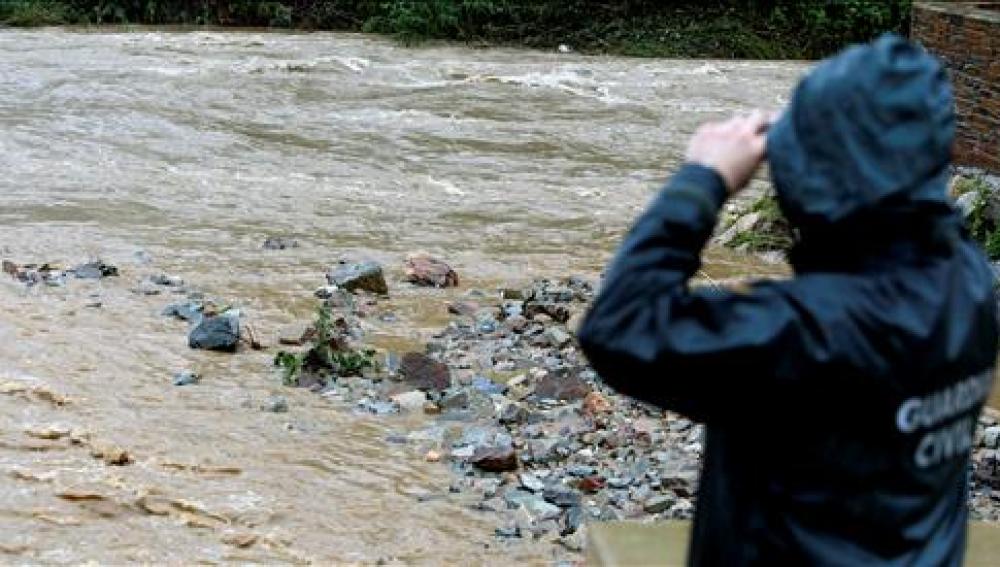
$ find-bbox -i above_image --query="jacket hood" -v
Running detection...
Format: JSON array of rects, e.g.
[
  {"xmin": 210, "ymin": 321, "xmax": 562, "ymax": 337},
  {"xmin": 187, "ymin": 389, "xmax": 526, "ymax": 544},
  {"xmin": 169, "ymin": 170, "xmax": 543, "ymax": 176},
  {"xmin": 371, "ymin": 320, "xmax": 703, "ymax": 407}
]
[{"xmin": 766, "ymin": 34, "xmax": 959, "ymax": 269}]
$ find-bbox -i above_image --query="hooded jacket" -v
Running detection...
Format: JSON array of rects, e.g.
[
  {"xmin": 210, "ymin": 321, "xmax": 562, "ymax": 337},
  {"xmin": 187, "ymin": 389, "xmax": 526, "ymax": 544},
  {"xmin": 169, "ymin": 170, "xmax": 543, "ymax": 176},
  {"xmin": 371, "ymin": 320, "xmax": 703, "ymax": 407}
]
[{"xmin": 578, "ymin": 35, "xmax": 998, "ymax": 566}]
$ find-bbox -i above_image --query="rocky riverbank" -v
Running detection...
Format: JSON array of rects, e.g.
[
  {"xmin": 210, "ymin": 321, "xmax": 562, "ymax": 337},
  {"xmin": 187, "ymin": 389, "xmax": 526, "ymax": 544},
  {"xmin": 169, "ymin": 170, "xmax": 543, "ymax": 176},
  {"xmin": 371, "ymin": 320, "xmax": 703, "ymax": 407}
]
[
  {"xmin": 269, "ymin": 258, "xmax": 1000, "ymax": 549},
  {"xmin": 3, "ymin": 250, "xmax": 998, "ymax": 556}
]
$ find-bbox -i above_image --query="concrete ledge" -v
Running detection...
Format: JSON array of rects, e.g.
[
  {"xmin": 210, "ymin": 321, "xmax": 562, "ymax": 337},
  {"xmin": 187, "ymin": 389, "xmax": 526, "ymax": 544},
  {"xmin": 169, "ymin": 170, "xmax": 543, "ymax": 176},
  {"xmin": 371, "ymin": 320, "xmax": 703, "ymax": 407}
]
[
  {"xmin": 916, "ymin": 2, "xmax": 1000, "ymax": 25},
  {"xmin": 587, "ymin": 521, "xmax": 1000, "ymax": 566}
]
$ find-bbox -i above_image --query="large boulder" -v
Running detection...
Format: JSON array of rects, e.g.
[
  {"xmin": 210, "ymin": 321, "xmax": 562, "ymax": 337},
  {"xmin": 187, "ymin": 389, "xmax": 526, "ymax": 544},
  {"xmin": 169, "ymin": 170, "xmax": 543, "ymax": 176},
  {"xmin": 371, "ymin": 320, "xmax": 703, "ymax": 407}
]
[
  {"xmin": 189, "ymin": 313, "xmax": 240, "ymax": 352},
  {"xmin": 399, "ymin": 352, "xmax": 451, "ymax": 390},
  {"xmin": 403, "ymin": 252, "xmax": 459, "ymax": 288},
  {"xmin": 326, "ymin": 259, "xmax": 388, "ymax": 295}
]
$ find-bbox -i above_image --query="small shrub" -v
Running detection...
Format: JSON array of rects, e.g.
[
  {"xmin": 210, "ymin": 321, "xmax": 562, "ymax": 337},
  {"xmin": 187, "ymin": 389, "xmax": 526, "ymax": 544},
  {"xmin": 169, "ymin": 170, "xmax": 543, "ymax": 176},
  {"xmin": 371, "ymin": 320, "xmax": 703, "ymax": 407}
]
[
  {"xmin": 273, "ymin": 302, "xmax": 378, "ymax": 386},
  {"xmin": 985, "ymin": 230, "xmax": 1000, "ymax": 261}
]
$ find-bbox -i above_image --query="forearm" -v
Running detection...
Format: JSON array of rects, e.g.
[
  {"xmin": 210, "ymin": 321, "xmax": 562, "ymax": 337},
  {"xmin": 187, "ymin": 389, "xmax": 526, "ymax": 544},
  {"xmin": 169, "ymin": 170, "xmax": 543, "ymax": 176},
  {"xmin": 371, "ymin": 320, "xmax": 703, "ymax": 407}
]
[
  {"xmin": 588, "ymin": 163, "xmax": 727, "ymax": 316},
  {"xmin": 578, "ymin": 163, "xmax": 727, "ymax": 417}
]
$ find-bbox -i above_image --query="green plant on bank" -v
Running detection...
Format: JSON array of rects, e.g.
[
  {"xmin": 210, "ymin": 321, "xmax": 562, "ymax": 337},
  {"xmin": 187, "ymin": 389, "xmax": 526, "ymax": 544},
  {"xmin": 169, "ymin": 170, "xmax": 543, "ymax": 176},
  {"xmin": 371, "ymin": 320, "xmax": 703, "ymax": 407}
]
[
  {"xmin": 724, "ymin": 193, "xmax": 795, "ymax": 253},
  {"xmin": 273, "ymin": 302, "xmax": 377, "ymax": 386},
  {"xmin": 1, "ymin": 1, "xmax": 913, "ymax": 60},
  {"xmin": 961, "ymin": 177, "xmax": 1000, "ymax": 261}
]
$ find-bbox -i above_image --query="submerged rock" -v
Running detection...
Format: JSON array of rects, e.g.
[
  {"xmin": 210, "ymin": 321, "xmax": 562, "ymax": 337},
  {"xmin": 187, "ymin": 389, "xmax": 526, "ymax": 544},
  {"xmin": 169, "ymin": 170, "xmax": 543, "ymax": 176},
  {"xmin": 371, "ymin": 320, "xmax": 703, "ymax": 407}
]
[
  {"xmin": 172, "ymin": 370, "xmax": 200, "ymax": 386},
  {"xmin": 189, "ymin": 313, "xmax": 240, "ymax": 352},
  {"xmin": 149, "ymin": 273, "xmax": 184, "ymax": 287},
  {"xmin": 403, "ymin": 251, "xmax": 459, "ymax": 288},
  {"xmin": 72, "ymin": 261, "xmax": 118, "ymax": 279},
  {"xmin": 261, "ymin": 395, "xmax": 289, "ymax": 413},
  {"xmin": 162, "ymin": 301, "xmax": 203, "ymax": 323},
  {"xmin": 327, "ymin": 260, "xmax": 388, "ymax": 295},
  {"xmin": 263, "ymin": 236, "xmax": 299, "ymax": 250}
]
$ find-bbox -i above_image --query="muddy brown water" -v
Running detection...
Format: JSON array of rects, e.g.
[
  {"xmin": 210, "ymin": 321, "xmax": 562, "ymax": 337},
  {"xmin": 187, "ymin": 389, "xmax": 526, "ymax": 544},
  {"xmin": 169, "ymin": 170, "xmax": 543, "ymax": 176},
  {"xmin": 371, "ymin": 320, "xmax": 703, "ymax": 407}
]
[{"xmin": 0, "ymin": 28, "xmax": 986, "ymax": 565}]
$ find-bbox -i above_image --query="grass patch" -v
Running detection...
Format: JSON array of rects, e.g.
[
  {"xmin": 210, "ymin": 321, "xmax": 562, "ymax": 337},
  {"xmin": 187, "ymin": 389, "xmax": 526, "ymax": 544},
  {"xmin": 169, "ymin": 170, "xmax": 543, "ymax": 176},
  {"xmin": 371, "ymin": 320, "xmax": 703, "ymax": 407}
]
[{"xmin": 723, "ymin": 193, "xmax": 794, "ymax": 253}]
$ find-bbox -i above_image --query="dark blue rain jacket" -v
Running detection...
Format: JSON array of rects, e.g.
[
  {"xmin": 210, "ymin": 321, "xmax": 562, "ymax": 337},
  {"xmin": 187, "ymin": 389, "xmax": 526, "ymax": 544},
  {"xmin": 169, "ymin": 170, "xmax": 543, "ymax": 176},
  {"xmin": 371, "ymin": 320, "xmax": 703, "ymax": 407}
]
[{"xmin": 578, "ymin": 35, "xmax": 998, "ymax": 566}]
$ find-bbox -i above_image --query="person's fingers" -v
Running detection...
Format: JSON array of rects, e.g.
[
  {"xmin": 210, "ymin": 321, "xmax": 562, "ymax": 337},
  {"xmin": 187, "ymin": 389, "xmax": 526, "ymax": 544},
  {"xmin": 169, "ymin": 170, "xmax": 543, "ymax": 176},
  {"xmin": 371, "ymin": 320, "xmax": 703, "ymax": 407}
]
[{"xmin": 743, "ymin": 110, "xmax": 770, "ymax": 136}]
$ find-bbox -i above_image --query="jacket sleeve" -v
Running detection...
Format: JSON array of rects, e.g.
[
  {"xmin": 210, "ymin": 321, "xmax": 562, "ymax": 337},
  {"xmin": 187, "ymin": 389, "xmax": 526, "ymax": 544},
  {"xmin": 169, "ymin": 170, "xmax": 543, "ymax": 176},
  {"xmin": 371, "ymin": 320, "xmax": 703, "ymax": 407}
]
[{"xmin": 577, "ymin": 164, "xmax": 850, "ymax": 423}]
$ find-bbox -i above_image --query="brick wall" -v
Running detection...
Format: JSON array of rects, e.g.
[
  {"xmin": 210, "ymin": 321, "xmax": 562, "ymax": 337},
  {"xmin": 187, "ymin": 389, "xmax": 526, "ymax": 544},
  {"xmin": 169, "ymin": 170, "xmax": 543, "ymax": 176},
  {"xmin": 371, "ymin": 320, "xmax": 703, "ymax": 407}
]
[{"xmin": 912, "ymin": 2, "xmax": 1000, "ymax": 173}]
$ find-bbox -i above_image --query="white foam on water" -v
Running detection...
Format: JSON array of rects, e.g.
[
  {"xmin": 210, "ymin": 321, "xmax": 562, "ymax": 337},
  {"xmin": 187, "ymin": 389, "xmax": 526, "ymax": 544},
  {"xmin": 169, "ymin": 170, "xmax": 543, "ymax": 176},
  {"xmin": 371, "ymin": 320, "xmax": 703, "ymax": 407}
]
[{"xmin": 425, "ymin": 176, "xmax": 466, "ymax": 197}]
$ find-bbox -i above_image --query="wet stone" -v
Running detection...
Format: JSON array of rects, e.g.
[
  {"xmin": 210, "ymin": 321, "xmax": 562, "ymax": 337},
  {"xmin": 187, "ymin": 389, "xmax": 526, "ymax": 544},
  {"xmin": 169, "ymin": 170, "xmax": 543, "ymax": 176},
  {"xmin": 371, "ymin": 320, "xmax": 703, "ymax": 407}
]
[
  {"xmin": 607, "ymin": 477, "xmax": 630, "ymax": 489},
  {"xmin": 327, "ymin": 260, "xmax": 388, "ymax": 295},
  {"xmin": 471, "ymin": 446, "xmax": 518, "ymax": 472},
  {"xmin": 534, "ymin": 374, "xmax": 591, "ymax": 401},
  {"xmin": 72, "ymin": 261, "xmax": 118, "ymax": 279},
  {"xmin": 356, "ymin": 399, "xmax": 399, "ymax": 415},
  {"xmin": 263, "ymin": 236, "xmax": 299, "ymax": 250},
  {"xmin": 643, "ymin": 494, "xmax": 676, "ymax": 514},
  {"xmin": 448, "ymin": 301, "xmax": 480, "ymax": 317},
  {"xmin": 523, "ymin": 302, "xmax": 571, "ymax": 324},
  {"xmin": 984, "ymin": 426, "xmax": 1000, "ymax": 449},
  {"xmin": 149, "ymin": 273, "xmax": 184, "ymax": 287},
  {"xmin": 162, "ymin": 301, "xmax": 203, "ymax": 323},
  {"xmin": 520, "ymin": 473, "xmax": 545, "ymax": 493},
  {"xmin": 399, "ymin": 352, "xmax": 451, "ymax": 391},
  {"xmin": 545, "ymin": 327, "xmax": 573, "ymax": 348},
  {"xmin": 440, "ymin": 389, "xmax": 470, "ymax": 410},
  {"xmin": 504, "ymin": 488, "xmax": 537, "ymax": 508},
  {"xmin": 495, "ymin": 522, "xmax": 519, "ymax": 539},
  {"xmin": 390, "ymin": 390, "xmax": 427, "ymax": 412},
  {"xmin": 189, "ymin": 313, "xmax": 240, "ymax": 352},
  {"xmin": 499, "ymin": 402, "xmax": 528, "ymax": 425},
  {"xmin": 471, "ymin": 376, "xmax": 506, "ymax": 395},
  {"xmin": 261, "ymin": 395, "xmax": 289, "ymax": 413},
  {"xmin": 560, "ymin": 506, "xmax": 584, "ymax": 536},
  {"xmin": 528, "ymin": 438, "xmax": 561, "ymax": 464},
  {"xmin": 172, "ymin": 370, "xmax": 199, "ymax": 386},
  {"xmin": 521, "ymin": 497, "xmax": 562, "ymax": 522},
  {"xmin": 543, "ymin": 485, "xmax": 582, "ymax": 508}
]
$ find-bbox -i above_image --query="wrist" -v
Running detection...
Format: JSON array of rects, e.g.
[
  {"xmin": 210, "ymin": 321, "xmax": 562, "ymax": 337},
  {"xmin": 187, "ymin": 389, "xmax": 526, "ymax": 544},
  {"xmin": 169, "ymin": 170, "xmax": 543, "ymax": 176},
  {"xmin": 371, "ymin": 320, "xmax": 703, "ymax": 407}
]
[{"xmin": 673, "ymin": 163, "xmax": 729, "ymax": 209}]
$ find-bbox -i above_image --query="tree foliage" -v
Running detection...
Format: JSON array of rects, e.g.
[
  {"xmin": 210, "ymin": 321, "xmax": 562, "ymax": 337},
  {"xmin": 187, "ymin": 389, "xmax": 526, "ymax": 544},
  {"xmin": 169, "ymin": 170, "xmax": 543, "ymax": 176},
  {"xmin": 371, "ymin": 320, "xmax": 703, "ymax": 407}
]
[{"xmin": 1, "ymin": 1, "xmax": 912, "ymax": 59}]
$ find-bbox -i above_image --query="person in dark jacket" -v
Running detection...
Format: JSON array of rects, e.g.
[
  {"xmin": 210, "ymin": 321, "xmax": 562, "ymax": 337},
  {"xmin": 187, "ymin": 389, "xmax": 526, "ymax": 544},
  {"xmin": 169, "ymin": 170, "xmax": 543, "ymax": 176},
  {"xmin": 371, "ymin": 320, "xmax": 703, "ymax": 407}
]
[{"xmin": 577, "ymin": 34, "xmax": 998, "ymax": 566}]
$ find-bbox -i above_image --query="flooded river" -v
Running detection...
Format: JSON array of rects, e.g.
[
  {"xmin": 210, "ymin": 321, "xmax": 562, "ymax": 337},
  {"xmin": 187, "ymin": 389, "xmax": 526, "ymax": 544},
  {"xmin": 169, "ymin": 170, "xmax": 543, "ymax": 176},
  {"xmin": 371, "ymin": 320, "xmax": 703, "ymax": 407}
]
[{"xmin": 0, "ymin": 28, "xmax": 861, "ymax": 563}]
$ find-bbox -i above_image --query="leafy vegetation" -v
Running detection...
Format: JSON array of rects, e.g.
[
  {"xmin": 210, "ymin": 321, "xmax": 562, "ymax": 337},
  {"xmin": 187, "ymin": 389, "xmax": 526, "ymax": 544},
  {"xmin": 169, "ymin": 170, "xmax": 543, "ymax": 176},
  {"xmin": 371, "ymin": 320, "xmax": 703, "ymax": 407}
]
[
  {"xmin": 1, "ymin": 0, "xmax": 69, "ymax": 25},
  {"xmin": 273, "ymin": 302, "xmax": 377, "ymax": 386},
  {"xmin": 722, "ymin": 192, "xmax": 795, "ymax": 253},
  {"xmin": 959, "ymin": 176, "xmax": 1000, "ymax": 261},
  {"xmin": 1, "ymin": 0, "xmax": 913, "ymax": 59}
]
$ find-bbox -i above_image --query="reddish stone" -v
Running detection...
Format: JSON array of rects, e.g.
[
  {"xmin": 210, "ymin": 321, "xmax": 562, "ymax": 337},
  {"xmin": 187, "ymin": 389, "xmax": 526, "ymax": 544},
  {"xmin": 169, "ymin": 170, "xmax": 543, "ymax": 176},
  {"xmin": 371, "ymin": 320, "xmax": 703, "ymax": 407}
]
[
  {"xmin": 578, "ymin": 475, "xmax": 606, "ymax": 493},
  {"xmin": 399, "ymin": 352, "xmax": 451, "ymax": 391},
  {"xmin": 403, "ymin": 252, "xmax": 459, "ymax": 288},
  {"xmin": 582, "ymin": 391, "xmax": 612, "ymax": 416}
]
